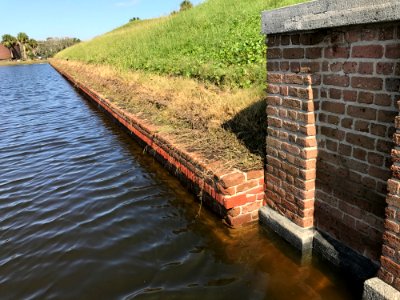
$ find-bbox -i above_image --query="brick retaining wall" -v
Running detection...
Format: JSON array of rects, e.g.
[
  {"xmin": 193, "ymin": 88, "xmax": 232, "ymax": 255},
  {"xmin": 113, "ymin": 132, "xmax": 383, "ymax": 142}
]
[{"xmin": 51, "ymin": 63, "xmax": 264, "ymax": 227}]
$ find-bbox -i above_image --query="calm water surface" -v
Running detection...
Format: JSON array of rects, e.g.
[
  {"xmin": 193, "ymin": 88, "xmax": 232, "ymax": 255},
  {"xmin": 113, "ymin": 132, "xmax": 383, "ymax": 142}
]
[{"xmin": 0, "ymin": 64, "xmax": 358, "ymax": 299}]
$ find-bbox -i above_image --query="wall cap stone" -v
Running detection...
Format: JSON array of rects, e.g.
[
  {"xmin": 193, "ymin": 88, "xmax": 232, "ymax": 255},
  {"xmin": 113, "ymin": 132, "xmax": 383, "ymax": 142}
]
[
  {"xmin": 262, "ymin": 0, "xmax": 400, "ymax": 35},
  {"xmin": 363, "ymin": 278, "xmax": 400, "ymax": 300},
  {"xmin": 259, "ymin": 206, "xmax": 314, "ymax": 252}
]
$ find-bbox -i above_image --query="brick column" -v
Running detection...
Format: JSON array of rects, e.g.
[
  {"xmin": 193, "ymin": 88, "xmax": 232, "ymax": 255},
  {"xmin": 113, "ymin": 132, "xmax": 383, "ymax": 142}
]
[
  {"xmin": 377, "ymin": 108, "xmax": 400, "ymax": 288},
  {"xmin": 265, "ymin": 39, "xmax": 318, "ymax": 229}
]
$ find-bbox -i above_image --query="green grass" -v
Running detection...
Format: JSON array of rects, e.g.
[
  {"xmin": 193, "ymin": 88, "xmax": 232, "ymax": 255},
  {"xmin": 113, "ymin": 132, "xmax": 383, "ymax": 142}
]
[{"xmin": 57, "ymin": 0, "xmax": 305, "ymax": 88}]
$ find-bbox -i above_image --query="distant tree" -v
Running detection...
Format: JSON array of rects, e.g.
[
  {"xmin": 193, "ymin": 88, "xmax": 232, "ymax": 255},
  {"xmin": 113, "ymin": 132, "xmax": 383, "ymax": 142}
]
[
  {"xmin": 27, "ymin": 38, "xmax": 38, "ymax": 58},
  {"xmin": 1, "ymin": 34, "xmax": 18, "ymax": 59},
  {"xmin": 36, "ymin": 37, "xmax": 81, "ymax": 58},
  {"xmin": 17, "ymin": 32, "xmax": 29, "ymax": 60},
  {"xmin": 129, "ymin": 17, "xmax": 140, "ymax": 22},
  {"xmin": 180, "ymin": 0, "xmax": 193, "ymax": 11}
]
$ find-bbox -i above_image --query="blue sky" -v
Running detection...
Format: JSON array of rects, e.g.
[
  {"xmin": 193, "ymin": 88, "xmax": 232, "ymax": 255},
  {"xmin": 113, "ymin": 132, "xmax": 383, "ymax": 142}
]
[{"xmin": 0, "ymin": 0, "xmax": 204, "ymax": 41}]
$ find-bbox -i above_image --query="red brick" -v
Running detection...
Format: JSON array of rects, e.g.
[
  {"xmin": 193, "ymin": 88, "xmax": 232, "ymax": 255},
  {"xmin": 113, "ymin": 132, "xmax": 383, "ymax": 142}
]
[
  {"xmin": 290, "ymin": 62, "xmax": 300, "ymax": 73},
  {"xmin": 385, "ymin": 219, "xmax": 400, "ymax": 234},
  {"xmin": 329, "ymin": 88, "xmax": 341, "ymax": 99},
  {"xmin": 267, "ymin": 84, "xmax": 280, "ymax": 94},
  {"xmin": 347, "ymin": 105, "xmax": 377, "ymax": 120},
  {"xmin": 281, "ymin": 35, "xmax": 290, "ymax": 45},
  {"xmin": 345, "ymin": 30, "xmax": 360, "ymax": 43},
  {"xmin": 377, "ymin": 62, "xmax": 395, "ymax": 75},
  {"xmin": 267, "ymin": 62, "xmax": 280, "ymax": 71},
  {"xmin": 227, "ymin": 207, "xmax": 241, "ymax": 217},
  {"xmin": 343, "ymin": 62, "xmax": 358, "ymax": 73},
  {"xmin": 227, "ymin": 213, "xmax": 252, "ymax": 227},
  {"xmin": 247, "ymin": 170, "xmax": 263, "ymax": 180},
  {"xmin": 220, "ymin": 172, "xmax": 245, "ymax": 188},
  {"xmin": 353, "ymin": 148, "xmax": 367, "ymax": 160},
  {"xmin": 280, "ymin": 61, "xmax": 289, "ymax": 71},
  {"xmin": 378, "ymin": 110, "xmax": 398, "ymax": 123},
  {"xmin": 267, "ymin": 96, "xmax": 281, "ymax": 106},
  {"xmin": 323, "ymin": 74, "xmax": 349, "ymax": 87},
  {"xmin": 351, "ymin": 77, "xmax": 383, "ymax": 91},
  {"xmin": 300, "ymin": 33, "xmax": 325, "ymax": 45},
  {"xmin": 378, "ymin": 268, "xmax": 394, "ymax": 285},
  {"xmin": 343, "ymin": 90, "xmax": 357, "ymax": 102},
  {"xmin": 325, "ymin": 46, "xmax": 350, "ymax": 59},
  {"xmin": 341, "ymin": 118, "xmax": 353, "ymax": 129},
  {"xmin": 381, "ymin": 256, "xmax": 400, "ymax": 278},
  {"xmin": 236, "ymin": 180, "xmax": 259, "ymax": 193},
  {"xmin": 358, "ymin": 62, "xmax": 373, "ymax": 74},
  {"xmin": 358, "ymin": 91, "xmax": 374, "ymax": 104},
  {"xmin": 386, "ymin": 44, "xmax": 400, "ymax": 58},
  {"xmin": 346, "ymin": 132, "xmax": 375, "ymax": 150},
  {"xmin": 284, "ymin": 74, "xmax": 306, "ymax": 85},
  {"xmin": 267, "ymin": 73, "xmax": 283, "ymax": 83},
  {"xmin": 267, "ymin": 48, "xmax": 281, "ymax": 59},
  {"xmin": 330, "ymin": 62, "xmax": 342, "ymax": 72},
  {"xmin": 267, "ymin": 35, "xmax": 280, "ymax": 47},
  {"xmin": 386, "ymin": 78, "xmax": 400, "ymax": 92},
  {"xmin": 361, "ymin": 28, "xmax": 378, "ymax": 41},
  {"xmin": 289, "ymin": 34, "xmax": 299, "ymax": 45},
  {"xmin": 352, "ymin": 45, "xmax": 384, "ymax": 58},
  {"xmin": 321, "ymin": 126, "xmax": 345, "ymax": 140},
  {"xmin": 371, "ymin": 124, "xmax": 387, "ymax": 137},
  {"xmin": 379, "ymin": 26, "xmax": 395, "ymax": 40},
  {"xmin": 354, "ymin": 120, "xmax": 369, "ymax": 132},
  {"xmin": 283, "ymin": 48, "xmax": 304, "ymax": 59},
  {"xmin": 321, "ymin": 101, "xmax": 345, "ymax": 114},
  {"xmin": 301, "ymin": 62, "xmax": 320, "ymax": 73},
  {"xmin": 223, "ymin": 193, "xmax": 255, "ymax": 209},
  {"xmin": 305, "ymin": 47, "xmax": 322, "ymax": 59},
  {"xmin": 375, "ymin": 94, "xmax": 392, "ymax": 106}
]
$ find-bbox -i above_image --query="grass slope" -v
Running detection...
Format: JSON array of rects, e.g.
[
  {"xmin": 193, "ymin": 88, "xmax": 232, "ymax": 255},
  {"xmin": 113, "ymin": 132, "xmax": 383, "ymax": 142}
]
[{"xmin": 57, "ymin": 0, "xmax": 305, "ymax": 88}]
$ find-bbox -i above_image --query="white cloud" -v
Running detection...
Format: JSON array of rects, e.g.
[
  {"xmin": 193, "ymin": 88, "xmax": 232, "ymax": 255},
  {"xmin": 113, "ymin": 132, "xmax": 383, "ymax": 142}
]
[{"xmin": 115, "ymin": 0, "xmax": 140, "ymax": 7}]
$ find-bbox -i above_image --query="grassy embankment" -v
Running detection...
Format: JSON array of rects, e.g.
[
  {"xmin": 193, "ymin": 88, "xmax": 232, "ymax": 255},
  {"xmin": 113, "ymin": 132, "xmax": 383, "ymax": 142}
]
[{"xmin": 54, "ymin": 0, "xmax": 305, "ymax": 171}]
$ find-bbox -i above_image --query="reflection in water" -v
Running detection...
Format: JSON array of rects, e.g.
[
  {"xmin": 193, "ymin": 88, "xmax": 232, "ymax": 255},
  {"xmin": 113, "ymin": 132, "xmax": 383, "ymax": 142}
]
[{"xmin": 0, "ymin": 64, "xmax": 358, "ymax": 299}]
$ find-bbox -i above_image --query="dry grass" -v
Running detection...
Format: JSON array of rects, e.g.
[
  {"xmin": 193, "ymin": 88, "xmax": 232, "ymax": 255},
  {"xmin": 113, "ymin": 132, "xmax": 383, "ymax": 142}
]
[{"xmin": 51, "ymin": 59, "xmax": 265, "ymax": 171}]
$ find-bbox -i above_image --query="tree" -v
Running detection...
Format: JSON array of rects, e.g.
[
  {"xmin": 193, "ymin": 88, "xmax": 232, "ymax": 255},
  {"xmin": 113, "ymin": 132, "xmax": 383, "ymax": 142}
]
[
  {"xmin": 180, "ymin": 0, "xmax": 193, "ymax": 11},
  {"xmin": 1, "ymin": 34, "xmax": 18, "ymax": 59},
  {"xmin": 17, "ymin": 32, "xmax": 29, "ymax": 60},
  {"xmin": 129, "ymin": 17, "xmax": 140, "ymax": 22},
  {"xmin": 27, "ymin": 38, "xmax": 38, "ymax": 58}
]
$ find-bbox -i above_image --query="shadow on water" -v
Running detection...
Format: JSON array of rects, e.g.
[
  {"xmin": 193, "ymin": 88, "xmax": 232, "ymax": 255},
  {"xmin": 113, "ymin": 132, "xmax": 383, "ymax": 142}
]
[{"xmin": 222, "ymin": 98, "xmax": 267, "ymax": 163}]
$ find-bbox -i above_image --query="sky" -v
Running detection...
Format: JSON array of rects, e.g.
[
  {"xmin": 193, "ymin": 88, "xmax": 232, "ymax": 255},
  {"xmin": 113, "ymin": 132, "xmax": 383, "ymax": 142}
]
[{"xmin": 0, "ymin": 0, "xmax": 204, "ymax": 41}]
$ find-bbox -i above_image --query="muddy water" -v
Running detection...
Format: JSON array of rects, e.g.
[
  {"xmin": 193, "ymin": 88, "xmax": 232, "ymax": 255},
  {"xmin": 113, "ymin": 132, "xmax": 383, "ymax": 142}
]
[{"xmin": 0, "ymin": 64, "xmax": 359, "ymax": 299}]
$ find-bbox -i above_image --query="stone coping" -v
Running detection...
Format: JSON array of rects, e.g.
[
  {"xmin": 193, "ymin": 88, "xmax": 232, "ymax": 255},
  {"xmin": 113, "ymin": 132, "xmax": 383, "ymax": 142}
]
[{"xmin": 262, "ymin": 0, "xmax": 400, "ymax": 35}]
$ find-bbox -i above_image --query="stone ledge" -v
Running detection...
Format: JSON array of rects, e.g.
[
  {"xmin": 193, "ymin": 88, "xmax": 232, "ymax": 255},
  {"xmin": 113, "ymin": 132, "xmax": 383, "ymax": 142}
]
[
  {"xmin": 262, "ymin": 0, "xmax": 400, "ymax": 35},
  {"xmin": 259, "ymin": 206, "xmax": 314, "ymax": 252},
  {"xmin": 364, "ymin": 278, "xmax": 400, "ymax": 300}
]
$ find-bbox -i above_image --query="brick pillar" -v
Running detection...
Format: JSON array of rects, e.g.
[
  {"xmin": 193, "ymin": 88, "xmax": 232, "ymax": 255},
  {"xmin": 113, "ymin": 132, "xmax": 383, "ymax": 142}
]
[
  {"xmin": 378, "ymin": 107, "xmax": 400, "ymax": 288},
  {"xmin": 265, "ymin": 35, "xmax": 318, "ymax": 230},
  {"xmin": 364, "ymin": 104, "xmax": 400, "ymax": 298}
]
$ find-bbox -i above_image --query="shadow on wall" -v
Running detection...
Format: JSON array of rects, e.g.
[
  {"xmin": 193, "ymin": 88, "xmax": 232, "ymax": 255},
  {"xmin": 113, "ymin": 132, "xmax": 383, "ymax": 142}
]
[{"xmin": 222, "ymin": 98, "xmax": 267, "ymax": 162}]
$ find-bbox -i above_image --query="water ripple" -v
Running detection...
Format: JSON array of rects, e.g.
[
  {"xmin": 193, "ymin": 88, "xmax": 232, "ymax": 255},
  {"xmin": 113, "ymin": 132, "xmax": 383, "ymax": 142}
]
[{"xmin": 0, "ymin": 64, "xmax": 356, "ymax": 300}]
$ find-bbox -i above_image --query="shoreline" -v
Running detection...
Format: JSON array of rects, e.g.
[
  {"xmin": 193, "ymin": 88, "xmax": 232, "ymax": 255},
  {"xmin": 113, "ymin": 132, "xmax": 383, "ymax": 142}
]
[{"xmin": 0, "ymin": 60, "xmax": 48, "ymax": 67}]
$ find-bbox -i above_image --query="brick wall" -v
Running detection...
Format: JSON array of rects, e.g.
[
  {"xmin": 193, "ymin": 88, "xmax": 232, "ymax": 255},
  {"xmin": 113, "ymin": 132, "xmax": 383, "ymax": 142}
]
[
  {"xmin": 266, "ymin": 22, "xmax": 400, "ymax": 262},
  {"xmin": 379, "ymin": 106, "xmax": 400, "ymax": 288},
  {"xmin": 51, "ymin": 62, "xmax": 264, "ymax": 227}
]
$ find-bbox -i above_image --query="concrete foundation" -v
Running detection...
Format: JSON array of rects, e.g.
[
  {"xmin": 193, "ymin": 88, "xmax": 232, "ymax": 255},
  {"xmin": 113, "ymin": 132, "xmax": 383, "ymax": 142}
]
[
  {"xmin": 363, "ymin": 278, "xmax": 400, "ymax": 300},
  {"xmin": 259, "ymin": 206, "xmax": 314, "ymax": 253}
]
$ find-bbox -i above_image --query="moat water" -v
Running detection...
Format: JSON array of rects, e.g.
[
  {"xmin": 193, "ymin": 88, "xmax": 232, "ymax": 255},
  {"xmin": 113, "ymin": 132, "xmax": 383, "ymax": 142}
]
[{"xmin": 0, "ymin": 64, "xmax": 359, "ymax": 299}]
